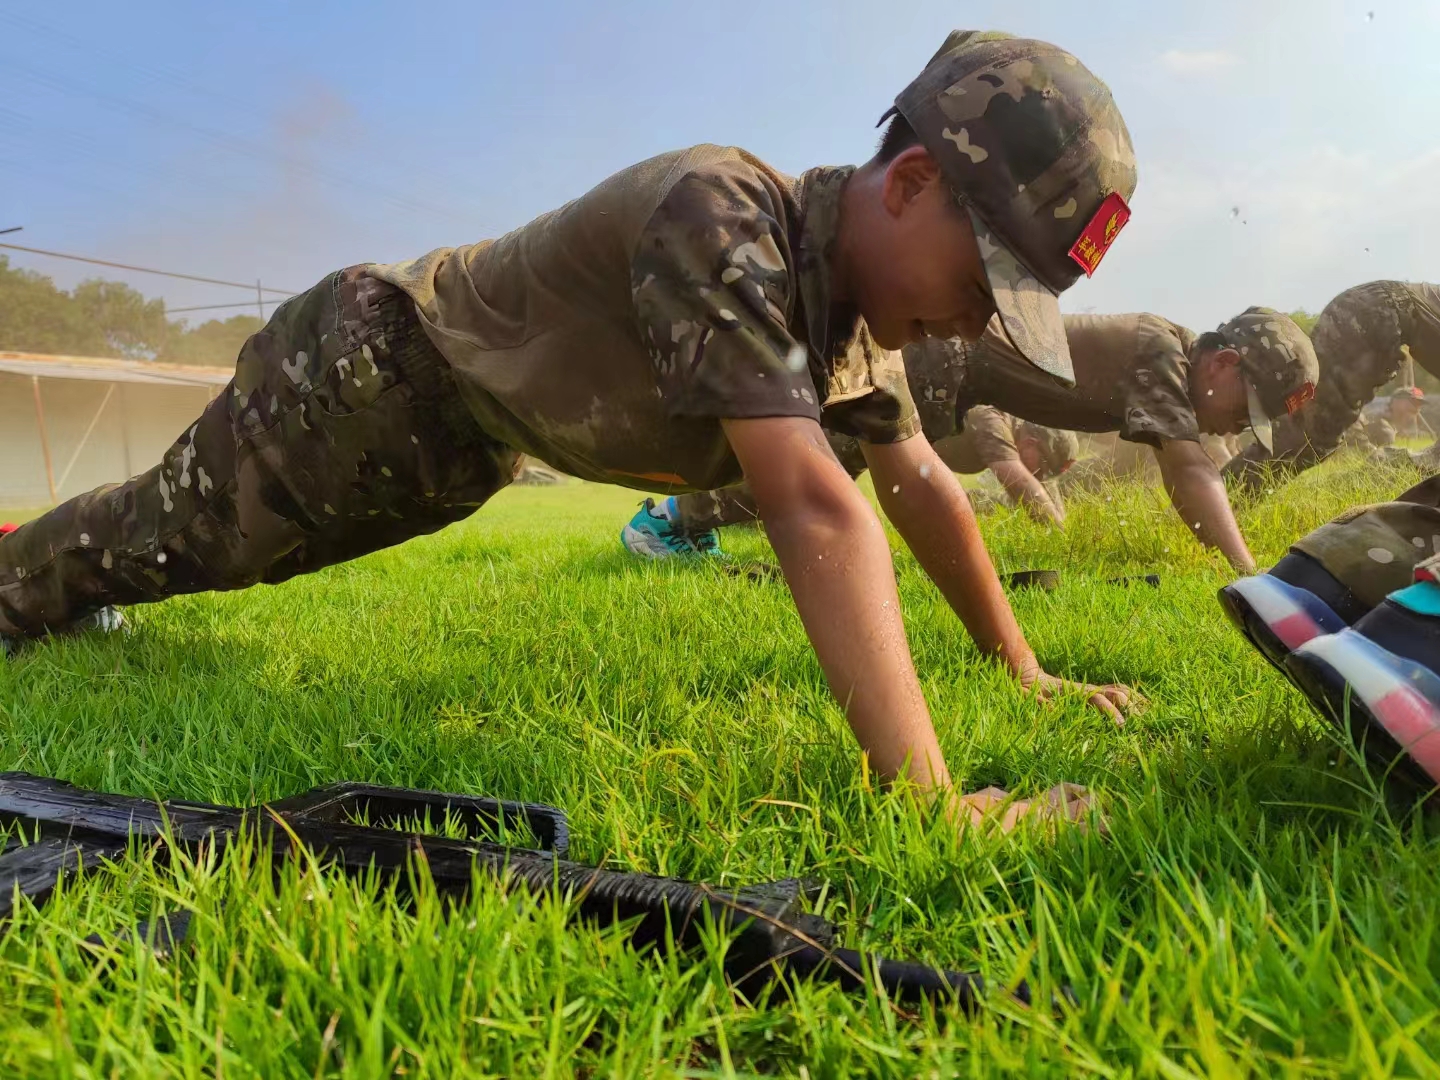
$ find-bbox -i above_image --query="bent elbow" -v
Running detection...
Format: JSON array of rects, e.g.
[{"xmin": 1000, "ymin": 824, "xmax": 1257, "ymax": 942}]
[{"xmin": 763, "ymin": 476, "xmax": 878, "ymax": 550}]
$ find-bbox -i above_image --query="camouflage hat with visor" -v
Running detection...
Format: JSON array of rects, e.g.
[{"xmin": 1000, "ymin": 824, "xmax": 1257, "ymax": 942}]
[
  {"xmin": 1015, "ymin": 419, "xmax": 1081, "ymax": 478},
  {"xmin": 885, "ymin": 31, "xmax": 1138, "ymax": 387},
  {"xmin": 1213, "ymin": 307, "xmax": 1320, "ymax": 452}
]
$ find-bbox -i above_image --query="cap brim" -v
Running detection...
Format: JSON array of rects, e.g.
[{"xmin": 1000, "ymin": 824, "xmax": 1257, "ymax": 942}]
[
  {"xmin": 967, "ymin": 208, "xmax": 1074, "ymax": 387},
  {"xmin": 1247, "ymin": 382, "xmax": 1273, "ymax": 452}
]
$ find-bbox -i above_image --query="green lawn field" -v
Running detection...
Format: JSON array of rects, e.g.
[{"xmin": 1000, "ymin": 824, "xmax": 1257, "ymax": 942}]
[{"xmin": 2, "ymin": 455, "xmax": 1438, "ymax": 1078}]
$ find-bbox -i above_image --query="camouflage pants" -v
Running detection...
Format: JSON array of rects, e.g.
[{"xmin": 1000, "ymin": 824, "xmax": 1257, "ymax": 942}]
[
  {"xmin": 0, "ymin": 267, "xmax": 518, "ymax": 636},
  {"xmin": 1287, "ymin": 474, "xmax": 1440, "ymax": 609},
  {"xmin": 670, "ymin": 432, "xmax": 985, "ymax": 534}
]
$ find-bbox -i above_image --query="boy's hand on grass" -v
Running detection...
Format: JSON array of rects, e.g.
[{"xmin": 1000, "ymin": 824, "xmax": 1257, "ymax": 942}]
[
  {"xmin": 1024, "ymin": 670, "xmax": 1142, "ymax": 727},
  {"xmin": 953, "ymin": 783, "xmax": 1099, "ymax": 834}
]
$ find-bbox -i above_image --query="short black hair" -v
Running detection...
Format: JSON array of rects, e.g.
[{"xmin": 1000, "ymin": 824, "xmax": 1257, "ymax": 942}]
[
  {"xmin": 875, "ymin": 112, "xmax": 922, "ymax": 162},
  {"xmin": 1195, "ymin": 330, "xmax": 1228, "ymax": 354}
]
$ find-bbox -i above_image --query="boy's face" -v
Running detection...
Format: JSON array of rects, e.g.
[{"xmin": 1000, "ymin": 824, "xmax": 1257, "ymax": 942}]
[
  {"xmin": 847, "ymin": 148, "xmax": 997, "ymax": 351},
  {"xmin": 1191, "ymin": 348, "xmax": 1251, "ymax": 435},
  {"xmin": 1391, "ymin": 397, "xmax": 1422, "ymax": 424},
  {"xmin": 1017, "ymin": 439, "xmax": 1045, "ymax": 478},
  {"xmin": 1018, "ymin": 438, "xmax": 1072, "ymax": 480}
]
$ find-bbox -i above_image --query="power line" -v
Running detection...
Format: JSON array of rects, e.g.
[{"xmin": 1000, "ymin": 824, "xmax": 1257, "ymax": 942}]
[
  {"xmin": 165, "ymin": 301, "xmax": 268, "ymax": 314},
  {"xmin": 0, "ymin": 226, "xmax": 21, "ymax": 236},
  {"xmin": 0, "ymin": 37, "xmax": 473, "ymax": 225},
  {"xmin": 0, "ymin": 242, "xmax": 297, "ymax": 295}
]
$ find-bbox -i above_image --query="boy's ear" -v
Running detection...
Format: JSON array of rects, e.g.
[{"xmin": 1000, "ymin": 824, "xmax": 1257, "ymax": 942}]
[
  {"xmin": 1210, "ymin": 346, "xmax": 1242, "ymax": 369},
  {"xmin": 881, "ymin": 146, "xmax": 944, "ymax": 217}
]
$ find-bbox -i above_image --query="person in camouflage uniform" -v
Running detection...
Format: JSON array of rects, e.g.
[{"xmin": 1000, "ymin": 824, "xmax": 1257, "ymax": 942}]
[
  {"xmin": 950, "ymin": 307, "xmax": 1317, "ymax": 573},
  {"xmin": 1220, "ymin": 473, "xmax": 1440, "ymax": 792},
  {"xmin": 0, "ymin": 31, "xmax": 1143, "ymax": 829},
  {"xmin": 629, "ymin": 305, "xmax": 1316, "ymax": 563},
  {"xmin": 1224, "ymin": 281, "xmax": 1440, "ymax": 489}
]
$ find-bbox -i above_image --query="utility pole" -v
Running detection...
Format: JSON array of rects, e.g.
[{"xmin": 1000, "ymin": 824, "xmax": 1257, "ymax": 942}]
[
  {"xmin": 30, "ymin": 376, "xmax": 58, "ymax": 504},
  {"xmin": 255, "ymin": 279, "xmax": 266, "ymax": 322}
]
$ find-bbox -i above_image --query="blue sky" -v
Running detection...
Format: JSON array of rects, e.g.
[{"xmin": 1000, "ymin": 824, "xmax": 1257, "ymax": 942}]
[{"xmin": 1, "ymin": 0, "xmax": 1436, "ymax": 331}]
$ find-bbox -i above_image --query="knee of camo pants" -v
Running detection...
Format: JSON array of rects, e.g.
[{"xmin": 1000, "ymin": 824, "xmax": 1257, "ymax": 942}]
[
  {"xmin": 0, "ymin": 266, "xmax": 515, "ymax": 634},
  {"xmin": 673, "ymin": 485, "xmax": 760, "ymax": 533},
  {"xmin": 233, "ymin": 266, "xmax": 518, "ymax": 582},
  {"xmin": 824, "ymin": 432, "xmax": 870, "ymax": 478},
  {"xmin": 1291, "ymin": 501, "xmax": 1440, "ymax": 611}
]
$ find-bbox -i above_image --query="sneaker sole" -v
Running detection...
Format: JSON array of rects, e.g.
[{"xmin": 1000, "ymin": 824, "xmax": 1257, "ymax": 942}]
[
  {"xmin": 3, "ymin": 605, "xmax": 127, "ymax": 659},
  {"xmin": 1218, "ymin": 575, "xmax": 1347, "ymax": 676},
  {"xmin": 1286, "ymin": 630, "xmax": 1440, "ymax": 790},
  {"xmin": 621, "ymin": 524, "xmax": 683, "ymax": 560}
]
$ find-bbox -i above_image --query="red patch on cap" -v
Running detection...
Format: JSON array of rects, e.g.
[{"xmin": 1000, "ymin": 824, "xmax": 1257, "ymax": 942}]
[
  {"xmin": 1067, "ymin": 192, "xmax": 1131, "ymax": 277},
  {"xmin": 1285, "ymin": 383, "xmax": 1316, "ymax": 415}
]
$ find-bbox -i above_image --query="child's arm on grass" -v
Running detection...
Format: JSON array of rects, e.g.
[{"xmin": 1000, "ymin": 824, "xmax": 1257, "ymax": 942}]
[
  {"xmin": 721, "ymin": 415, "xmax": 951, "ymax": 790},
  {"xmin": 722, "ymin": 415, "xmax": 1103, "ymax": 828},
  {"xmin": 987, "ymin": 458, "xmax": 1066, "ymax": 526},
  {"xmin": 1155, "ymin": 439, "xmax": 1257, "ymax": 574},
  {"xmin": 862, "ymin": 432, "xmax": 1134, "ymax": 725}
]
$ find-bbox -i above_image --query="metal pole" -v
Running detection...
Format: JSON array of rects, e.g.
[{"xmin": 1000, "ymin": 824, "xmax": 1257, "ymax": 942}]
[
  {"xmin": 119, "ymin": 384, "xmax": 133, "ymax": 479},
  {"xmin": 256, "ymin": 279, "xmax": 265, "ymax": 322},
  {"xmin": 0, "ymin": 226, "xmax": 21, "ymax": 236},
  {"xmin": 55, "ymin": 383, "xmax": 117, "ymax": 492},
  {"xmin": 30, "ymin": 376, "xmax": 57, "ymax": 504}
]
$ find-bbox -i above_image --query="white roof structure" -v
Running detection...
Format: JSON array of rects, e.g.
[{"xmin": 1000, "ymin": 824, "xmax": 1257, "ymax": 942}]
[
  {"xmin": 1, "ymin": 350, "xmax": 227, "ymax": 508},
  {"xmin": 0, "ymin": 350, "xmax": 230, "ymax": 388}
]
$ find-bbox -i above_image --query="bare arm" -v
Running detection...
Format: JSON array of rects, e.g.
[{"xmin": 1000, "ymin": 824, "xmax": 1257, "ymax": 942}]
[
  {"xmin": 1155, "ymin": 439, "xmax": 1257, "ymax": 573},
  {"xmin": 989, "ymin": 458, "xmax": 1065, "ymax": 525},
  {"xmin": 864, "ymin": 433, "xmax": 1133, "ymax": 723},
  {"xmin": 721, "ymin": 416, "xmax": 950, "ymax": 790}
]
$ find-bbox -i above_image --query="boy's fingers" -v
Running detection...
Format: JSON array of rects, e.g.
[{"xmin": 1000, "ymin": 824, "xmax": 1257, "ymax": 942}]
[
  {"xmin": 952, "ymin": 786, "xmax": 1011, "ymax": 827},
  {"xmin": 1101, "ymin": 684, "xmax": 1131, "ymax": 708},
  {"xmin": 1041, "ymin": 783, "xmax": 1108, "ymax": 834},
  {"xmin": 1088, "ymin": 690, "xmax": 1125, "ymax": 725},
  {"xmin": 1045, "ymin": 781, "xmax": 1089, "ymax": 805},
  {"xmin": 998, "ymin": 799, "xmax": 1030, "ymax": 833}
]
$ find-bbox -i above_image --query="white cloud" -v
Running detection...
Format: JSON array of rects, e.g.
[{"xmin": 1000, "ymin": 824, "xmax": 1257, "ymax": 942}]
[{"xmin": 1158, "ymin": 49, "xmax": 1239, "ymax": 74}]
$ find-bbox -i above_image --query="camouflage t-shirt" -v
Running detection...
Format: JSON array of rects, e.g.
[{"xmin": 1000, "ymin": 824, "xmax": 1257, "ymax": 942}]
[
  {"xmin": 940, "ymin": 405, "xmax": 1021, "ymax": 473},
  {"xmin": 367, "ymin": 146, "xmax": 919, "ymax": 493},
  {"xmin": 953, "ymin": 312, "xmax": 1200, "ymax": 447},
  {"xmin": 1402, "ymin": 282, "xmax": 1440, "ymax": 375},
  {"xmin": 1262, "ymin": 280, "xmax": 1440, "ymax": 463},
  {"xmin": 825, "ymin": 340, "xmax": 1018, "ymax": 475}
]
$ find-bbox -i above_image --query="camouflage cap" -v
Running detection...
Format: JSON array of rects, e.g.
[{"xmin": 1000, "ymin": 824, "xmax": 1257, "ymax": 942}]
[
  {"xmin": 888, "ymin": 31, "xmax": 1137, "ymax": 387},
  {"xmin": 1213, "ymin": 307, "xmax": 1320, "ymax": 452},
  {"xmin": 1015, "ymin": 419, "xmax": 1080, "ymax": 478}
]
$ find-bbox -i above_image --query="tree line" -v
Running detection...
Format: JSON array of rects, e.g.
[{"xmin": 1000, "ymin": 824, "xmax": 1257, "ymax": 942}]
[
  {"xmin": 0, "ymin": 255, "xmax": 260, "ymax": 367},
  {"xmin": 0, "ymin": 256, "xmax": 1412, "ymax": 390}
]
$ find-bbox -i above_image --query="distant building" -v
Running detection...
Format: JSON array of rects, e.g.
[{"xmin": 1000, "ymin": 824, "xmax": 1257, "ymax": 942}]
[{"xmin": 0, "ymin": 351, "xmax": 227, "ymax": 510}]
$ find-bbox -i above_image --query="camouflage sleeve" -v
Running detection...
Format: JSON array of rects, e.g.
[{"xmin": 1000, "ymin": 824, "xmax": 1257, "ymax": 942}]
[
  {"xmin": 966, "ymin": 406, "xmax": 1021, "ymax": 465},
  {"xmin": 631, "ymin": 167, "xmax": 820, "ymax": 424},
  {"xmin": 1118, "ymin": 315, "xmax": 1201, "ymax": 446},
  {"xmin": 820, "ymin": 345, "xmax": 923, "ymax": 445},
  {"xmin": 1408, "ymin": 284, "xmax": 1440, "ymax": 375}
]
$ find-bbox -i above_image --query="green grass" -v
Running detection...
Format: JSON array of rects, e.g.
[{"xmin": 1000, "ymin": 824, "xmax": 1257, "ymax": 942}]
[{"xmin": 2, "ymin": 454, "xmax": 1439, "ymax": 1078}]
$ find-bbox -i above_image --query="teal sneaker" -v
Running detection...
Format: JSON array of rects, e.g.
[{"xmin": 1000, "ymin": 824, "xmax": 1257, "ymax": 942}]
[
  {"xmin": 690, "ymin": 526, "xmax": 723, "ymax": 558},
  {"xmin": 620, "ymin": 498, "xmax": 722, "ymax": 560}
]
